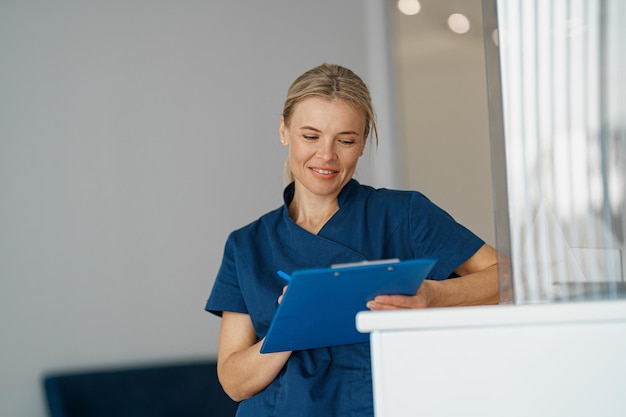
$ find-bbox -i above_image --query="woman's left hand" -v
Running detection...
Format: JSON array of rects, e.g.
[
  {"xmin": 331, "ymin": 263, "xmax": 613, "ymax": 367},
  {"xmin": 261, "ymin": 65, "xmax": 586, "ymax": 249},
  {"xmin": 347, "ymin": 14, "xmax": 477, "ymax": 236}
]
[
  {"xmin": 366, "ymin": 280, "xmax": 435, "ymax": 310},
  {"xmin": 365, "ymin": 244, "xmax": 500, "ymax": 310}
]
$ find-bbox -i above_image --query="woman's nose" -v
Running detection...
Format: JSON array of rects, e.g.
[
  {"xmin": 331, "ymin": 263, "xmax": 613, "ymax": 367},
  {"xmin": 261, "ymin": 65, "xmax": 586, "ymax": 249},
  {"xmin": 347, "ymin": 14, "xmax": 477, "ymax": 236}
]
[{"xmin": 317, "ymin": 139, "xmax": 335, "ymax": 160}]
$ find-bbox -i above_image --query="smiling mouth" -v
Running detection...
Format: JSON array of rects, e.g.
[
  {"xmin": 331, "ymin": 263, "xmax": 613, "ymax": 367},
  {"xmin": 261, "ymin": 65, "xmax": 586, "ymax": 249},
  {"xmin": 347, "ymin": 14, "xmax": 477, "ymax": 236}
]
[{"xmin": 311, "ymin": 168, "xmax": 338, "ymax": 175}]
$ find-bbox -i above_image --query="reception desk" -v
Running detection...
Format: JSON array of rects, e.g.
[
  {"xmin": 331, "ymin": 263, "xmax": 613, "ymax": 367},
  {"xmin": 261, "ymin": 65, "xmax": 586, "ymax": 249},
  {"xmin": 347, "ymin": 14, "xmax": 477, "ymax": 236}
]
[{"xmin": 356, "ymin": 300, "xmax": 626, "ymax": 417}]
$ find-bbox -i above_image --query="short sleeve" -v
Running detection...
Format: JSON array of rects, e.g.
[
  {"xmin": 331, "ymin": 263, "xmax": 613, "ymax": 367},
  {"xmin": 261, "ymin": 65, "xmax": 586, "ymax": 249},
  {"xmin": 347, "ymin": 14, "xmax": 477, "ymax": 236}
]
[
  {"xmin": 408, "ymin": 192, "xmax": 484, "ymax": 279},
  {"xmin": 205, "ymin": 235, "xmax": 248, "ymax": 317}
]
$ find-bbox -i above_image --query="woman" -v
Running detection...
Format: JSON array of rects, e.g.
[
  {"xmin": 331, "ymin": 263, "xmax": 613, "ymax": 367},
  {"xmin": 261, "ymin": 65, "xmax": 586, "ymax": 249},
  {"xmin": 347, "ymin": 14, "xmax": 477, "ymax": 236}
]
[{"xmin": 206, "ymin": 63, "xmax": 499, "ymax": 417}]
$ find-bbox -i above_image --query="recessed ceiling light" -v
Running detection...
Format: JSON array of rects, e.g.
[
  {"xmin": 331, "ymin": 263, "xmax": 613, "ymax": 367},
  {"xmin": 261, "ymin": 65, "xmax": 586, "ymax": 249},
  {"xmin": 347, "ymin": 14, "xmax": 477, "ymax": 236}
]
[
  {"xmin": 448, "ymin": 13, "xmax": 471, "ymax": 34},
  {"xmin": 397, "ymin": 0, "xmax": 421, "ymax": 16}
]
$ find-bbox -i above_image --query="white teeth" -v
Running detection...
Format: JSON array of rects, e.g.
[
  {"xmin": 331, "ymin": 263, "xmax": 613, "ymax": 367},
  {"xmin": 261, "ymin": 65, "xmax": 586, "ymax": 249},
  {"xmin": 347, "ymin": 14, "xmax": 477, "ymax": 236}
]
[{"xmin": 314, "ymin": 169, "xmax": 334, "ymax": 175}]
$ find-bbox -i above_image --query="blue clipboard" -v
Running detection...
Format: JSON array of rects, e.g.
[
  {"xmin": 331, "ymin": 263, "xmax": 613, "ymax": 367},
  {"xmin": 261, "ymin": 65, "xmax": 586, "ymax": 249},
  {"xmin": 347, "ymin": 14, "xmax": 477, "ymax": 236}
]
[{"xmin": 260, "ymin": 258, "xmax": 437, "ymax": 353}]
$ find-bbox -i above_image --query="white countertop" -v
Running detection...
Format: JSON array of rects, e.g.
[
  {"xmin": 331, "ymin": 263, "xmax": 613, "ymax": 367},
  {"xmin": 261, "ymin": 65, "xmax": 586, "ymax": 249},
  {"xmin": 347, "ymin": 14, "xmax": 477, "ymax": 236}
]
[{"xmin": 356, "ymin": 299, "xmax": 626, "ymax": 333}]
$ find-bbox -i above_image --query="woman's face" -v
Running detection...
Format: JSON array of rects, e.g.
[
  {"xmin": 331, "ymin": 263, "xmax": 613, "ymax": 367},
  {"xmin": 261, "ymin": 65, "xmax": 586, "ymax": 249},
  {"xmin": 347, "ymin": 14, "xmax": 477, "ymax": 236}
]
[{"xmin": 280, "ymin": 96, "xmax": 366, "ymax": 200}]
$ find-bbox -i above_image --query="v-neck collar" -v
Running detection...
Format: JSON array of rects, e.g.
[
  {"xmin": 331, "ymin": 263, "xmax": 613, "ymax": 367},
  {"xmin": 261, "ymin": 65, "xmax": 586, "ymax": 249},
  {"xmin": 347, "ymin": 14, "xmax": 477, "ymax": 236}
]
[
  {"xmin": 282, "ymin": 179, "xmax": 358, "ymax": 235},
  {"xmin": 278, "ymin": 179, "xmax": 366, "ymax": 267}
]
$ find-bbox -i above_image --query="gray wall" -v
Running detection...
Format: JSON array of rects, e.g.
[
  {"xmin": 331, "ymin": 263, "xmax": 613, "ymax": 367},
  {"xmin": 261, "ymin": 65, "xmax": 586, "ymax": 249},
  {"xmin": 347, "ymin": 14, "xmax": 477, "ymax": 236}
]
[{"xmin": 0, "ymin": 1, "xmax": 395, "ymax": 416}]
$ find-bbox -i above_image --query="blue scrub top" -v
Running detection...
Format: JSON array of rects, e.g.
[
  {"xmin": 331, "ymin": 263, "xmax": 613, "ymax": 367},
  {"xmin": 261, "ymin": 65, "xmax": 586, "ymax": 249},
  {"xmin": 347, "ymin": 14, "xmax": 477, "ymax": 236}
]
[{"xmin": 206, "ymin": 179, "xmax": 484, "ymax": 417}]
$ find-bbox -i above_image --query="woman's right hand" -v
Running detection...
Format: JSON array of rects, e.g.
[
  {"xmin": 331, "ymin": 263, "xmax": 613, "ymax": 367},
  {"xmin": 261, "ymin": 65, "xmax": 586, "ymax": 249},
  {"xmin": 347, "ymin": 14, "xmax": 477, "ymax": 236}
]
[{"xmin": 277, "ymin": 285, "xmax": 288, "ymax": 304}]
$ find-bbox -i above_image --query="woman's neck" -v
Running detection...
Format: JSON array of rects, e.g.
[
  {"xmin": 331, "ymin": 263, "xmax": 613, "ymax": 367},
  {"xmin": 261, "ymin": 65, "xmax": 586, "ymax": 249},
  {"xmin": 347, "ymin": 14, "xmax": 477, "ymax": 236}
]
[{"xmin": 288, "ymin": 189, "xmax": 339, "ymax": 235}]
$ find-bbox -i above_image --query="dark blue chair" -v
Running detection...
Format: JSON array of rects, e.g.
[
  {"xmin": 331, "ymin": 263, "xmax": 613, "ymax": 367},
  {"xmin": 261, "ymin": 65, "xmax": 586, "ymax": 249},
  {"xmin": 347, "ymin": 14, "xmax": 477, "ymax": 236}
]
[{"xmin": 42, "ymin": 360, "xmax": 238, "ymax": 417}]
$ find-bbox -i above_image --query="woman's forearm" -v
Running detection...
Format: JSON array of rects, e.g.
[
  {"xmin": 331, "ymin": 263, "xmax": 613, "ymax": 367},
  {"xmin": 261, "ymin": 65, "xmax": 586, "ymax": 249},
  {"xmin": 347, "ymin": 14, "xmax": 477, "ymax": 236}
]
[
  {"xmin": 217, "ymin": 312, "xmax": 292, "ymax": 402},
  {"xmin": 218, "ymin": 339, "xmax": 291, "ymax": 401},
  {"xmin": 427, "ymin": 264, "xmax": 499, "ymax": 307}
]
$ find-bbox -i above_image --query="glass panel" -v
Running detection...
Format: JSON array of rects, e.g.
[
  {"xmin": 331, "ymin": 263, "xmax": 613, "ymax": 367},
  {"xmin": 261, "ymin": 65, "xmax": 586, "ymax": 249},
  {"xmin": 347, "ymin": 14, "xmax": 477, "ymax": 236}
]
[{"xmin": 486, "ymin": 0, "xmax": 626, "ymax": 303}]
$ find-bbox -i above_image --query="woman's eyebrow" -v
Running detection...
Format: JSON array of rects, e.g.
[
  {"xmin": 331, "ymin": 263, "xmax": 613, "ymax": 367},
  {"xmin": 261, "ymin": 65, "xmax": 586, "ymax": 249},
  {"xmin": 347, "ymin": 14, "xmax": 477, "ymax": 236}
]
[
  {"xmin": 299, "ymin": 126, "xmax": 360, "ymax": 135},
  {"xmin": 299, "ymin": 125, "xmax": 321, "ymax": 132},
  {"xmin": 338, "ymin": 130, "xmax": 360, "ymax": 136}
]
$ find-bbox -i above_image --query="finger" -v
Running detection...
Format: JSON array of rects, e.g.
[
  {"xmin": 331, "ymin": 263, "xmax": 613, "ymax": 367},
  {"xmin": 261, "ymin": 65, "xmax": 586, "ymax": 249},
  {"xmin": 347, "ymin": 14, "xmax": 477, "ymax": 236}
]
[
  {"xmin": 366, "ymin": 300, "xmax": 405, "ymax": 311},
  {"xmin": 278, "ymin": 285, "xmax": 289, "ymax": 304},
  {"xmin": 374, "ymin": 295, "xmax": 416, "ymax": 308},
  {"xmin": 372, "ymin": 294, "xmax": 428, "ymax": 309}
]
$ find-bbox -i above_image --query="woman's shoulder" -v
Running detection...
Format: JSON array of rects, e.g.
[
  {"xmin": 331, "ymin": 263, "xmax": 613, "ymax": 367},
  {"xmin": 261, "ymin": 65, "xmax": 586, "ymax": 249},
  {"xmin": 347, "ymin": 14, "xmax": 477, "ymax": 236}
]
[
  {"xmin": 347, "ymin": 181, "xmax": 444, "ymax": 226},
  {"xmin": 352, "ymin": 180, "xmax": 429, "ymax": 206},
  {"xmin": 227, "ymin": 206, "xmax": 283, "ymax": 242}
]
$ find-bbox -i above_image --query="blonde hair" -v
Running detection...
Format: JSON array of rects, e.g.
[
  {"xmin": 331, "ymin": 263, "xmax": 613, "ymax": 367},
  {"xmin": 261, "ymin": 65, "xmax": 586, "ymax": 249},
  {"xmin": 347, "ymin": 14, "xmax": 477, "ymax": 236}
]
[{"xmin": 281, "ymin": 63, "xmax": 378, "ymax": 184}]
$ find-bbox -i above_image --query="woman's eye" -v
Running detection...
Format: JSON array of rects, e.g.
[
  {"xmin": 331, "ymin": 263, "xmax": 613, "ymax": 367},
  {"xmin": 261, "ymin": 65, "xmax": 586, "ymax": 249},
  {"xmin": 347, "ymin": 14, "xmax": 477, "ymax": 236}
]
[
  {"xmin": 303, "ymin": 135, "xmax": 318, "ymax": 140},
  {"xmin": 339, "ymin": 139, "xmax": 356, "ymax": 146}
]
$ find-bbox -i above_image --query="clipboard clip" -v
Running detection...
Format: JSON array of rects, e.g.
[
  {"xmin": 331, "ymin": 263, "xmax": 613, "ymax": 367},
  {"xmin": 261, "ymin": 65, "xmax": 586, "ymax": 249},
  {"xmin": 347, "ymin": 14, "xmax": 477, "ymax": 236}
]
[{"xmin": 330, "ymin": 258, "xmax": 400, "ymax": 269}]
